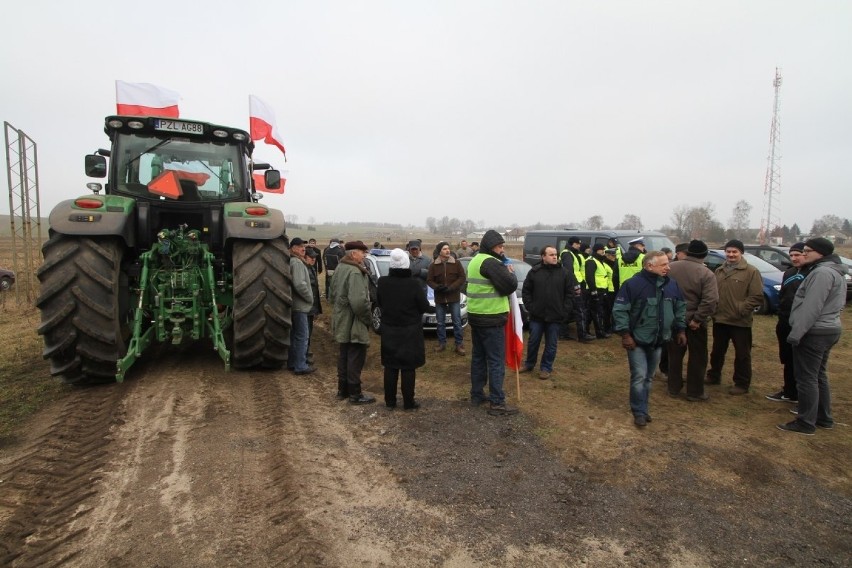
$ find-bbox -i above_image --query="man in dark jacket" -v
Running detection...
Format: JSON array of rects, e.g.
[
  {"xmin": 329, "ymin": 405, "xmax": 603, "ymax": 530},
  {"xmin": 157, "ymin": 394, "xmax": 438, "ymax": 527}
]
[
  {"xmin": 467, "ymin": 229, "xmax": 519, "ymax": 415},
  {"xmin": 561, "ymin": 237, "xmax": 593, "ymax": 342},
  {"xmin": 765, "ymin": 242, "xmax": 806, "ymax": 404},
  {"xmin": 666, "ymin": 240, "xmax": 719, "ymax": 401},
  {"xmin": 322, "ymin": 239, "xmax": 346, "ymax": 297},
  {"xmin": 407, "ymin": 240, "xmax": 430, "ymax": 292},
  {"xmin": 778, "ymin": 238, "xmax": 847, "ymax": 435},
  {"xmin": 613, "ymin": 251, "xmax": 687, "ymax": 427},
  {"xmin": 521, "ymin": 245, "xmax": 574, "ymax": 380}
]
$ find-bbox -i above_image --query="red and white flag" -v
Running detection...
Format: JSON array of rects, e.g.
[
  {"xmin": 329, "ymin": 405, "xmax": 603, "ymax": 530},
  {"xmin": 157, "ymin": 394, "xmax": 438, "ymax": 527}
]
[
  {"xmin": 115, "ymin": 80, "xmax": 180, "ymax": 117},
  {"xmin": 249, "ymin": 95, "xmax": 286, "ymax": 156},
  {"xmin": 505, "ymin": 293, "xmax": 524, "ymax": 371}
]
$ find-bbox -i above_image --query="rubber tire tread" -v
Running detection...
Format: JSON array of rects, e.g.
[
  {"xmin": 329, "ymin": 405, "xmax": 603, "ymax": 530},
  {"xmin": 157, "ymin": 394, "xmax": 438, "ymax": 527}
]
[
  {"xmin": 36, "ymin": 234, "xmax": 127, "ymax": 384},
  {"xmin": 231, "ymin": 239, "xmax": 293, "ymax": 369}
]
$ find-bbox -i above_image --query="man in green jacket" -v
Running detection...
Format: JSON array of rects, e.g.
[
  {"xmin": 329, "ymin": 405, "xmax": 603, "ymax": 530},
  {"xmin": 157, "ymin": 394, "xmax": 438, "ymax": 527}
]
[
  {"xmin": 705, "ymin": 239, "xmax": 764, "ymax": 395},
  {"xmin": 329, "ymin": 240, "xmax": 376, "ymax": 404}
]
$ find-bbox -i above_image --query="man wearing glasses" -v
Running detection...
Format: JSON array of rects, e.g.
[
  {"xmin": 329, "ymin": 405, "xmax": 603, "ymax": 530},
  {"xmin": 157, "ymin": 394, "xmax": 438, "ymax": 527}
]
[{"xmin": 777, "ymin": 238, "xmax": 846, "ymax": 435}]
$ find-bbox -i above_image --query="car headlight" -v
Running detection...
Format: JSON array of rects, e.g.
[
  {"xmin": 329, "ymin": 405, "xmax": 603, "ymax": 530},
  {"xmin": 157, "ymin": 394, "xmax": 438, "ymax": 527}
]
[{"xmin": 773, "ymin": 284, "xmax": 781, "ymax": 292}]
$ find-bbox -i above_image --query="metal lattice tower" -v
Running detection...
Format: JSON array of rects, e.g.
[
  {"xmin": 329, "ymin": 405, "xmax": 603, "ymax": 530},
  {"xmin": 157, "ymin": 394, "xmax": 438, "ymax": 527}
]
[
  {"xmin": 758, "ymin": 68, "xmax": 782, "ymax": 244},
  {"xmin": 4, "ymin": 121, "xmax": 42, "ymax": 303}
]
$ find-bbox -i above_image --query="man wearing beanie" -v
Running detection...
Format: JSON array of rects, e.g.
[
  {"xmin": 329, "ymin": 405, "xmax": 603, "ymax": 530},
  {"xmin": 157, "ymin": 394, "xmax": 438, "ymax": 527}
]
[
  {"xmin": 765, "ymin": 242, "xmax": 806, "ymax": 404},
  {"xmin": 287, "ymin": 238, "xmax": 316, "ymax": 375},
  {"xmin": 778, "ymin": 237, "xmax": 846, "ymax": 435},
  {"xmin": 467, "ymin": 229, "xmax": 519, "ymax": 415},
  {"xmin": 666, "ymin": 240, "xmax": 718, "ymax": 401},
  {"xmin": 706, "ymin": 239, "xmax": 764, "ymax": 395}
]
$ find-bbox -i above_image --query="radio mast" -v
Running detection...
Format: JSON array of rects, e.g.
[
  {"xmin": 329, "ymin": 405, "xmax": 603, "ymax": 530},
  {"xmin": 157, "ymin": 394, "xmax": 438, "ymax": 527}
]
[{"xmin": 758, "ymin": 68, "xmax": 782, "ymax": 244}]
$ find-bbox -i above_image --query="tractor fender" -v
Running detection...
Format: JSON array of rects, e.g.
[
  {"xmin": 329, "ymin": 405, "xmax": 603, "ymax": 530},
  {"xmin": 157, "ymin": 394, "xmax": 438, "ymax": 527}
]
[
  {"xmin": 47, "ymin": 197, "xmax": 136, "ymax": 247},
  {"xmin": 222, "ymin": 203, "xmax": 287, "ymax": 242}
]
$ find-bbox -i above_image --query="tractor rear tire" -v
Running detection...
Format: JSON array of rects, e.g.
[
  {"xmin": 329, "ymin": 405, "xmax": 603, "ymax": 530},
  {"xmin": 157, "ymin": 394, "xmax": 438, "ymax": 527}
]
[
  {"xmin": 231, "ymin": 239, "xmax": 292, "ymax": 369},
  {"xmin": 36, "ymin": 235, "xmax": 129, "ymax": 385}
]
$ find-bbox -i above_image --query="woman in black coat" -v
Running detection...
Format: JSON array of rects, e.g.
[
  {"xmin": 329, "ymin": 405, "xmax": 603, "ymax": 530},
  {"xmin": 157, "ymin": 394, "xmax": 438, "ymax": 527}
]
[{"xmin": 377, "ymin": 248, "xmax": 430, "ymax": 409}]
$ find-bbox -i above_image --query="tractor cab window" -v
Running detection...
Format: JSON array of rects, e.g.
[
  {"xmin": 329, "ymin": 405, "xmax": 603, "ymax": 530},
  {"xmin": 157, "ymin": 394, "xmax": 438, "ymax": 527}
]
[{"xmin": 113, "ymin": 133, "xmax": 247, "ymax": 201}]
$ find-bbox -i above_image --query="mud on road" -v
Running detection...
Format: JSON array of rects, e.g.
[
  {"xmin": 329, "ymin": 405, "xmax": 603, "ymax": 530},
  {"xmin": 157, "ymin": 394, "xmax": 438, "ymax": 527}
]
[{"xmin": 1, "ymin": 327, "xmax": 850, "ymax": 567}]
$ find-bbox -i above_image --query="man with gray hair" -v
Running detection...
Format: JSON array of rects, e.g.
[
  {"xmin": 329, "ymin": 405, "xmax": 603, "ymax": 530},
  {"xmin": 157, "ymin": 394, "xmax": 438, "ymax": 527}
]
[{"xmin": 613, "ymin": 251, "xmax": 687, "ymax": 427}]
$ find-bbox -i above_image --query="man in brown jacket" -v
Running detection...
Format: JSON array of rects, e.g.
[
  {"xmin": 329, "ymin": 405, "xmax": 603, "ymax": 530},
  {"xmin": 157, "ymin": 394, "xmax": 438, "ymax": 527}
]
[
  {"xmin": 705, "ymin": 239, "xmax": 764, "ymax": 395},
  {"xmin": 666, "ymin": 240, "xmax": 719, "ymax": 401},
  {"xmin": 427, "ymin": 241, "xmax": 468, "ymax": 354}
]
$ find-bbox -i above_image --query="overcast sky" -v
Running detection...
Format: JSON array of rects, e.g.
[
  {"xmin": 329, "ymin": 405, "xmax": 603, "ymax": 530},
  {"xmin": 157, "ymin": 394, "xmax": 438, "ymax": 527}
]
[{"xmin": 2, "ymin": 1, "xmax": 850, "ymax": 233}]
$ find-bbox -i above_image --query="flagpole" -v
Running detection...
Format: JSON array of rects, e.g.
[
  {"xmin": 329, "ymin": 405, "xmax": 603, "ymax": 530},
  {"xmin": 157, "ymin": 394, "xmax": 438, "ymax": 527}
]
[{"xmin": 515, "ymin": 367, "xmax": 521, "ymax": 402}]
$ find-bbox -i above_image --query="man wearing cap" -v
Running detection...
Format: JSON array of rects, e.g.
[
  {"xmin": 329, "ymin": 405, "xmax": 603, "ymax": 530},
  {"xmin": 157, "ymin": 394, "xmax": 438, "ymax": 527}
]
[
  {"xmin": 306, "ymin": 238, "xmax": 323, "ymax": 277},
  {"xmin": 706, "ymin": 239, "xmax": 764, "ymax": 395},
  {"xmin": 407, "ymin": 240, "xmax": 430, "ymax": 292},
  {"xmin": 584, "ymin": 244, "xmax": 612, "ymax": 338},
  {"xmin": 666, "ymin": 240, "xmax": 719, "ymax": 401},
  {"xmin": 765, "ymin": 242, "xmax": 806, "ymax": 404},
  {"xmin": 618, "ymin": 237, "xmax": 646, "ymax": 284},
  {"xmin": 467, "ymin": 229, "xmax": 519, "ymax": 415},
  {"xmin": 561, "ymin": 237, "xmax": 593, "ymax": 342},
  {"xmin": 288, "ymin": 238, "xmax": 316, "ymax": 375},
  {"xmin": 323, "ymin": 238, "xmax": 346, "ymax": 298},
  {"xmin": 602, "ymin": 248, "xmax": 619, "ymax": 331},
  {"xmin": 777, "ymin": 238, "xmax": 846, "ymax": 435},
  {"xmin": 329, "ymin": 240, "xmax": 376, "ymax": 404}
]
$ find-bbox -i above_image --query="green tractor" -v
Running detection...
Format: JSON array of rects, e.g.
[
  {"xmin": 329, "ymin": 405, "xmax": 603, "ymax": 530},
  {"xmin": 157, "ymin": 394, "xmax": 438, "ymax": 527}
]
[{"xmin": 37, "ymin": 115, "xmax": 292, "ymax": 384}]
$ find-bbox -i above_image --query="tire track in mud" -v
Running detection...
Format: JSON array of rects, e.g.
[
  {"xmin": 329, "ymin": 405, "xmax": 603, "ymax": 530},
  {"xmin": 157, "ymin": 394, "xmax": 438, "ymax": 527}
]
[
  {"xmin": 0, "ymin": 383, "xmax": 127, "ymax": 567},
  {"xmin": 248, "ymin": 373, "xmax": 328, "ymax": 566}
]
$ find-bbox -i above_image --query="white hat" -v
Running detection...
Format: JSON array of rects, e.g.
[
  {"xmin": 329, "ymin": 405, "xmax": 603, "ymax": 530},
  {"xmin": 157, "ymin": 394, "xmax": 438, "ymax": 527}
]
[
  {"xmin": 628, "ymin": 237, "xmax": 645, "ymax": 245},
  {"xmin": 389, "ymin": 248, "xmax": 410, "ymax": 269}
]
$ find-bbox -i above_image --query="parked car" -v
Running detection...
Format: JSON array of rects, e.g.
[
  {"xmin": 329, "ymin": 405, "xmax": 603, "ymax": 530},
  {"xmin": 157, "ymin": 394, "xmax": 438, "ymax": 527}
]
[
  {"xmin": 838, "ymin": 256, "xmax": 852, "ymax": 303},
  {"xmin": 703, "ymin": 250, "xmax": 782, "ymax": 314},
  {"xmin": 743, "ymin": 244, "xmax": 793, "ymax": 271},
  {"xmin": 458, "ymin": 256, "xmax": 531, "ymax": 326},
  {"xmin": 0, "ymin": 268, "xmax": 15, "ymax": 291},
  {"xmin": 523, "ymin": 229, "xmax": 676, "ymax": 265},
  {"xmin": 363, "ymin": 249, "xmax": 468, "ymax": 334}
]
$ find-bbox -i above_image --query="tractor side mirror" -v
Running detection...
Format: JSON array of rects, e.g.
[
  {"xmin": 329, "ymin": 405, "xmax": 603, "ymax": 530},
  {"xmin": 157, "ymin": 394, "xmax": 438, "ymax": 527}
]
[
  {"xmin": 264, "ymin": 169, "xmax": 281, "ymax": 190},
  {"xmin": 85, "ymin": 154, "xmax": 107, "ymax": 178}
]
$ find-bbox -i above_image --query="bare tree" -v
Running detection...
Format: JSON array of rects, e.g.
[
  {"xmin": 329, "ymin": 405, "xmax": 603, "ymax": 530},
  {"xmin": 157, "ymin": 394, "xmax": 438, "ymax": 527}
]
[
  {"xmin": 728, "ymin": 200, "xmax": 752, "ymax": 233},
  {"xmin": 615, "ymin": 214, "xmax": 643, "ymax": 231},
  {"xmin": 810, "ymin": 214, "xmax": 845, "ymax": 236},
  {"xmin": 585, "ymin": 215, "xmax": 604, "ymax": 230},
  {"xmin": 426, "ymin": 217, "xmax": 437, "ymax": 234}
]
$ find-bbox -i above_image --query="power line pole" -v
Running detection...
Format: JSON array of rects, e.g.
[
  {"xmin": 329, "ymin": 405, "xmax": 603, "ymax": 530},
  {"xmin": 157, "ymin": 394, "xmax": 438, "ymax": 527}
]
[
  {"xmin": 4, "ymin": 121, "xmax": 42, "ymax": 303},
  {"xmin": 758, "ymin": 68, "xmax": 782, "ymax": 245}
]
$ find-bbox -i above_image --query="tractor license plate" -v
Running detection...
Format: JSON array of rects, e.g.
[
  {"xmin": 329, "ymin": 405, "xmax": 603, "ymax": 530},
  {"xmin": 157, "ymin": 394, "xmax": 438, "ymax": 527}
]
[{"xmin": 153, "ymin": 119, "xmax": 204, "ymax": 135}]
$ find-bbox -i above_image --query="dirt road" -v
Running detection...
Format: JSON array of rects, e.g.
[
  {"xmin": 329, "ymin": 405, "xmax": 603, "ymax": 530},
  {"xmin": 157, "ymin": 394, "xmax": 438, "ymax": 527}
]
[{"xmin": 1, "ymin": 326, "xmax": 850, "ymax": 567}]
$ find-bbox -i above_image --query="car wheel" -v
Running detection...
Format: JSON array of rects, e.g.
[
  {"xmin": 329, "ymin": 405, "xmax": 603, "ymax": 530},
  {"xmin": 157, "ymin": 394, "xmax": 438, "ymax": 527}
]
[
  {"xmin": 371, "ymin": 305, "xmax": 382, "ymax": 334},
  {"xmin": 0, "ymin": 277, "xmax": 11, "ymax": 291},
  {"xmin": 755, "ymin": 295, "xmax": 769, "ymax": 315}
]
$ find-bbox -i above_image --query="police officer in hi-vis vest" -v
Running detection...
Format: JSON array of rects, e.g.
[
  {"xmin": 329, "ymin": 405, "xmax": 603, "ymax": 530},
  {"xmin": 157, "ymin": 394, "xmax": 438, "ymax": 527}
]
[{"xmin": 561, "ymin": 236, "xmax": 595, "ymax": 342}]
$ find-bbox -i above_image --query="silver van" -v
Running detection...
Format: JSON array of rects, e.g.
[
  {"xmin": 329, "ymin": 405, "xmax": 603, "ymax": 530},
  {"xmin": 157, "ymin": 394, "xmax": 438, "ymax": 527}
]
[{"xmin": 523, "ymin": 230, "xmax": 676, "ymax": 265}]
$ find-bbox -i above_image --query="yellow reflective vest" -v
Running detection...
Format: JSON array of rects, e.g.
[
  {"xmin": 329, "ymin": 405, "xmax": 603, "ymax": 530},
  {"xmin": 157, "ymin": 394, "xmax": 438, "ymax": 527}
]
[
  {"xmin": 619, "ymin": 252, "xmax": 645, "ymax": 283},
  {"xmin": 466, "ymin": 254, "xmax": 509, "ymax": 315}
]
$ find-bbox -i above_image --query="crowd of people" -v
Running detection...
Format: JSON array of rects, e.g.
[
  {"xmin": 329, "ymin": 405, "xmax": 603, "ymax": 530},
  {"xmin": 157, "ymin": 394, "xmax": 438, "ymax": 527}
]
[{"xmin": 286, "ymin": 231, "xmax": 845, "ymax": 432}]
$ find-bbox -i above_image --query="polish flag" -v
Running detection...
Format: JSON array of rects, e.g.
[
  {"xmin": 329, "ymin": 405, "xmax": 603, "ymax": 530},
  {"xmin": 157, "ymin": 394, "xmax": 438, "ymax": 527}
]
[
  {"xmin": 115, "ymin": 80, "xmax": 180, "ymax": 117},
  {"xmin": 505, "ymin": 293, "xmax": 524, "ymax": 371},
  {"xmin": 249, "ymin": 95, "xmax": 286, "ymax": 156},
  {"xmin": 252, "ymin": 170, "xmax": 287, "ymax": 194}
]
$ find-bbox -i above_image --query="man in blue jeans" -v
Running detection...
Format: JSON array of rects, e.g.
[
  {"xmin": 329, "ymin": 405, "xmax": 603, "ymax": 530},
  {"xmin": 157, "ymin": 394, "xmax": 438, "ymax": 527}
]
[
  {"xmin": 521, "ymin": 245, "xmax": 576, "ymax": 379},
  {"xmin": 613, "ymin": 251, "xmax": 686, "ymax": 427},
  {"xmin": 466, "ymin": 230, "xmax": 518, "ymax": 415}
]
